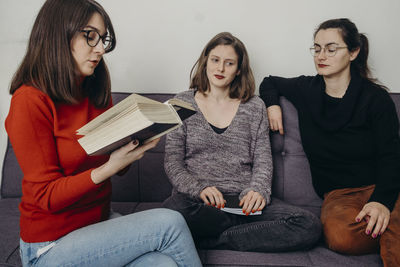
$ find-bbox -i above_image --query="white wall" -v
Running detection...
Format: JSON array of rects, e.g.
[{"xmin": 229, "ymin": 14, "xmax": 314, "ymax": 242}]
[{"xmin": 1, "ymin": 0, "xmax": 400, "ymax": 184}]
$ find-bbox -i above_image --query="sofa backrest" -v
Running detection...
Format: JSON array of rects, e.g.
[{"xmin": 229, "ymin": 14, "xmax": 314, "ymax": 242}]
[
  {"xmin": 110, "ymin": 93, "xmax": 173, "ymax": 202},
  {"xmin": 2, "ymin": 93, "xmax": 400, "ymax": 214},
  {"xmin": 1, "ymin": 140, "xmax": 23, "ymax": 198},
  {"xmin": 270, "ymin": 97, "xmax": 323, "ymax": 214}
]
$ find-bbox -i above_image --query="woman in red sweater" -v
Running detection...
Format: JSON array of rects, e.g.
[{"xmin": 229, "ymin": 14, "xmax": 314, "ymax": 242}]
[{"xmin": 5, "ymin": 0, "xmax": 201, "ymax": 266}]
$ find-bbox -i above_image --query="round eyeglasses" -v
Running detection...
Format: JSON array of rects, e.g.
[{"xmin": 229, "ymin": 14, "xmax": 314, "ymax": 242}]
[
  {"xmin": 310, "ymin": 44, "xmax": 348, "ymax": 57},
  {"xmin": 80, "ymin": 30, "xmax": 113, "ymax": 52}
]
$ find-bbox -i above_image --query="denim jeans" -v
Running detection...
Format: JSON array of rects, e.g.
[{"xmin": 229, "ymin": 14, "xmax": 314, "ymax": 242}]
[
  {"xmin": 163, "ymin": 193, "xmax": 322, "ymax": 252},
  {"xmin": 19, "ymin": 208, "xmax": 202, "ymax": 267}
]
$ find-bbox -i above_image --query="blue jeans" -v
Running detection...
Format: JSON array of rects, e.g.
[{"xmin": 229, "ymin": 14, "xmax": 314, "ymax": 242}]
[
  {"xmin": 163, "ymin": 194, "xmax": 322, "ymax": 252},
  {"xmin": 19, "ymin": 208, "xmax": 202, "ymax": 267}
]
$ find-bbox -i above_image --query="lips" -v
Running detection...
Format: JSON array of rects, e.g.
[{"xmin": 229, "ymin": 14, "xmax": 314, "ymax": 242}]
[
  {"xmin": 214, "ymin": 75, "xmax": 224, "ymax": 79},
  {"xmin": 89, "ymin": 60, "xmax": 99, "ymax": 67},
  {"xmin": 318, "ymin": 64, "xmax": 328, "ymax": 68}
]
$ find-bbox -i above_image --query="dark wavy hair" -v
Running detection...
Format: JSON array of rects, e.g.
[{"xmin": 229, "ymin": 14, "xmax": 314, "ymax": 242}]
[
  {"xmin": 314, "ymin": 18, "xmax": 384, "ymax": 88},
  {"xmin": 190, "ymin": 32, "xmax": 255, "ymax": 102},
  {"xmin": 10, "ymin": 0, "xmax": 116, "ymax": 107}
]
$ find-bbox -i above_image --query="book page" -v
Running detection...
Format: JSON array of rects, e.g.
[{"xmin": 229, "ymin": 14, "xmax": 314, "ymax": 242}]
[
  {"xmin": 78, "ymin": 111, "xmax": 153, "ymax": 154},
  {"xmin": 77, "ymin": 94, "xmax": 163, "ymax": 135},
  {"xmin": 77, "ymin": 94, "xmax": 138, "ymax": 135},
  {"xmin": 138, "ymin": 103, "xmax": 181, "ymax": 124},
  {"xmin": 166, "ymin": 98, "xmax": 195, "ymax": 112},
  {"xmin": 77, "ymin": 94, "xmax": 195, "ymax": 155},
  {"xmin": 163, "ymin": 99, "xmax": 196, "ymax": 121}
]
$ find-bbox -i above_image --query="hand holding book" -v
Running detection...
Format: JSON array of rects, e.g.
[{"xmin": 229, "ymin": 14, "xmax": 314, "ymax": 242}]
[
  {"xmin": 239, "ymin": 190, "xmax": 266, "ymax": 215},
  {"xmin": 220, "ymin": 194, "xmax": 262, "ymax": 216},
  {"xmin": 200, "ymin": 187, "xmax": 263, "ymax": 216},
  {"xmin": 77, "ymin": 94, "xmax": 195, "ymax": 155},
  {"xmin": 91, "ymin": 138, "xmax": 160, "ymax": 184},
  {"xmin": 200, "ymin": 186, "xmax": 225, "ymax": 208}
]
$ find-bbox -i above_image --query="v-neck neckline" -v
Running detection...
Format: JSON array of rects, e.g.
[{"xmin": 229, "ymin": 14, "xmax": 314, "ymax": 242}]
[{"xmin": 191, "ymin": 90, "xmax": 241, "ymax": 136}]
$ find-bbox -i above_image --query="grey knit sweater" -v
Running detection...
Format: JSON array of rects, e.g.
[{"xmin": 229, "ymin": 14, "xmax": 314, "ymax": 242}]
[{"xmin": 164, "ymin": 90, "xmax": 273, "ymax": 204}]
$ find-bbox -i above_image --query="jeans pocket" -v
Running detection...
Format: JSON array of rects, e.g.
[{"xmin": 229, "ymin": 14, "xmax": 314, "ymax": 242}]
[
  {"xmin": 20, "ymin": 239, "xmax": 56, "ymax": 267},
  {"xmin": 35, "ymin": 242, "xmax": 56, "ymax": 258}
]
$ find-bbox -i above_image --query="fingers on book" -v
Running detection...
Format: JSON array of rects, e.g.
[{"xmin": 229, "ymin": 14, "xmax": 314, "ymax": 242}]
[{"xmin": 76, "ymin": 94, "xmax": 196, "ymax": 156}]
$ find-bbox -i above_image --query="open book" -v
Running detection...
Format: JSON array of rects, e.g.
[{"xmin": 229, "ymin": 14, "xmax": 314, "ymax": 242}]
[
  {"xmin": 220, "ymin": 195, "xmax": 262, "ymax": 216},
  {"xmin": 77, "ymin": 93, "xmax": 196, "ymax": 156}
]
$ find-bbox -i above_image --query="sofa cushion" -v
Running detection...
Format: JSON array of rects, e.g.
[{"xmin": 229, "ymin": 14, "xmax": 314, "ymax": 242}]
[
  {"xmin": 110, "ymin": 201, "xmax": 139, "ymax": 215},
  {"xmin": 0, "ymin": 198, "xmax": 21, "ymax": 266},
  {"xmin": 198, "ymin": 246, "xmax": 382, "ymax": 266},
  {"xmin": 271, "ymin": 97, "xmax": 323, "ymax": 215},
  {"xmin": 138, "ymin": 151, "xmax": 172, "ymax": 202},
  {"xmin": 1, "ymin": 141, "xmax": 22, "ymax": 198},
  {"xmin": 111, "ymin": 162, "xmax": 140, "ymax": 202},
  {"xmin": 110, "ymin": 92, "xmax": 172, "ymax": 202}
]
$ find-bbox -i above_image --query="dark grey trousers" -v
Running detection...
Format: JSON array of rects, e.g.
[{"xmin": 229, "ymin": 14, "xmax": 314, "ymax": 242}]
[{"xmin": 163, "ymin": 193, "xmax": 322, "ymax": 252}]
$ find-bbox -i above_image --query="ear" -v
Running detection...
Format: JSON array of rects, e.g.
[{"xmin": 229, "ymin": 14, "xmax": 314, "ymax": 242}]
[
  {"xmin": 236, "ymin": 69, "xmax": 241, "ymax": 76},
  {"xmin": 349, "ymin": 47, "xmax": 360, "ymax": 61}
]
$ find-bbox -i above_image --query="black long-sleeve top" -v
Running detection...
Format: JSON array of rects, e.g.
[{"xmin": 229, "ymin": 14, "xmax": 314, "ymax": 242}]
[{"xmin": 259, "ymin": 72, "xmax": 400, "ymax": 211}]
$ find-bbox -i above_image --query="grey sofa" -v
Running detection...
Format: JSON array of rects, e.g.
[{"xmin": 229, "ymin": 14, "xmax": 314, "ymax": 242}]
[{"xmin": 2, "ymin": 92, "xmax": 397, "ymax": 267}]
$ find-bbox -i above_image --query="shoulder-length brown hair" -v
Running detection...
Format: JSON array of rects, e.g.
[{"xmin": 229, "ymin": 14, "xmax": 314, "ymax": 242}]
[
  {"xmin": 190, "ymin": 32, "xmax": 255, "ymax": 102},
  {"xmin": 9, "ymin": 0, "xmax": 116, "ymax": 108}
]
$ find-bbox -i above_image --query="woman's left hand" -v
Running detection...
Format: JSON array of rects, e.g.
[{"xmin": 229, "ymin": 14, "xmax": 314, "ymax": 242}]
[
  {"xmin": 239, "ymin": 190, "xmax": 266, "ymax": 216},
  {"xmin": 355, "ymin": 201, "xmax": 390, "ymax": 238}
]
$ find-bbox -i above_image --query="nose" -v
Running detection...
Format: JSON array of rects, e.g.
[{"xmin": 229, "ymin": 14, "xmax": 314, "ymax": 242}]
[
  {"xmin": 317, "ymin": 48, "xmax": 327, "ymax": 60},
  {"xmin": 217, "ymin": 61, "xmax": 225, "ymax": 72},
  {"xmin": 93, "ymin": 40, "xmax": 105, "ymax": 55}
]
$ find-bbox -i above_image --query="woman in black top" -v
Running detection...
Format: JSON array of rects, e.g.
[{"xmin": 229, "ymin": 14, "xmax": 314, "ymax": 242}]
[{"xmin": 259, "ymin": 18, "xmax": 400, "ymax": 266}]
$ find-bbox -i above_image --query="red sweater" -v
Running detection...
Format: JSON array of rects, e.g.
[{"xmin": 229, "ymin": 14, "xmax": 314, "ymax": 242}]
[{"xmin": 5, "ymin": 85, "xmax": 112, "ymax": 242}]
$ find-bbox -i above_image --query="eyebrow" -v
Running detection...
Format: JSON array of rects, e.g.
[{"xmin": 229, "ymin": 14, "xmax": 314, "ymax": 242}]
[
  {"xmin": 209, "ymin": 54, "xmax": 237, "ymax": 62},
  {"xmin": 314, "ymin": 42, "xmax": 339, "ymax": 46},
  {"xmin": 83, "ymin": 25, "xmax": 107, "ymax": 36}
]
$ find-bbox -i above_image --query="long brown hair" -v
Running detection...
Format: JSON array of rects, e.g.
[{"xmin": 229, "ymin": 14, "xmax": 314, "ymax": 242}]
[
  {"xmin": 190, "ymin": 32, "xmax": 255, "ymax": 102},
  {"xmin": 10, "ymin": 0, "xmax": 116, "ymax": 107}
]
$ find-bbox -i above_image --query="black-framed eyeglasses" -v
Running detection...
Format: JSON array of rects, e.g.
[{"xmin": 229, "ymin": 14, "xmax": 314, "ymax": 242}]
[
  {"xmin": 310, "ymin": 44, "xmax": 348, "ymax": 57},
  {"xmin": 80, "ymin": 29, "xmax": 113, "ymax": 52}
]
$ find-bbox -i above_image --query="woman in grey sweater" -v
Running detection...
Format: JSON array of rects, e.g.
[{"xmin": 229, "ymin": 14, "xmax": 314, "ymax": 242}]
[{"xmin": 163, "ymin": 32, "xmax": 321, "ymax": 252}]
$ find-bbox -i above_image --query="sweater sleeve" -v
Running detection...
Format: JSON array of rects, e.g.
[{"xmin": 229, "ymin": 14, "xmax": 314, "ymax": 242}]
[
  {"xmin": 164, "ymin": 121, "xmax": 209, "ymax": 198},
  {"xmin": 5, "ymin": 90, "xmax": 103, "ymax": 213},
  {"xmin": 259, "ymin": 75, "xmax": 310, "ymax": 108},
  {"xmin": 367, "ymin": 92, "xmax": 400, "ymax": 211},
  {"xmin": 239, "ymin": 99, "xmax": 273, "ymax": 204}
]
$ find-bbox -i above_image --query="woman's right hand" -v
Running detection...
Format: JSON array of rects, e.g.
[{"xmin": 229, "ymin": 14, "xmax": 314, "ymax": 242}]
[
  {"xmin": 91, "ymin": 138, "xmax": 160, "ymax": 184},
  {"xmin": 200, "ymin": 186, "xmax": 225, "ymax": 209},
  {"xmin": 267, "ymin": 105, "xmax": 284, "ymax": 135}
]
